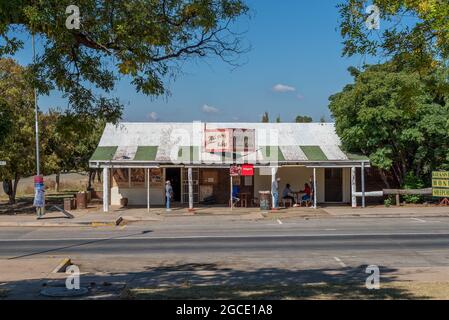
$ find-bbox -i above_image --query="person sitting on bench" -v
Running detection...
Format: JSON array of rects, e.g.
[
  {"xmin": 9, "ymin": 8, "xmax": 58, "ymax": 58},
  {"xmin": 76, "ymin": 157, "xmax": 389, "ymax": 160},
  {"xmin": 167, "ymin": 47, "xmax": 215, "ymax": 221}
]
[
  {"xmin": 282, "ymin": 184, "xmax": 296, "ymax": 204},
  {"xmin": 300, "ymin": 183, "xmax": 311, "ymax": 205}
]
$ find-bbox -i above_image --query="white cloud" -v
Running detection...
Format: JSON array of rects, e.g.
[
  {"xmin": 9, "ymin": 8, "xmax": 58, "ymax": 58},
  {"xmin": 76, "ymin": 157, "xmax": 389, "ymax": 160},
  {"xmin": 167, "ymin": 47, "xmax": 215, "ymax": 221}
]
[
  {"xmin": 272, "ymin": 84, "xmax": 296, "ymax": 93},
  {"xmin": 202, "ymin": 104, "xmax": 219, "ymax": 113},
  {"xmin": 147, "ymin": 111, "xmax": 159, "ymax": 121}
]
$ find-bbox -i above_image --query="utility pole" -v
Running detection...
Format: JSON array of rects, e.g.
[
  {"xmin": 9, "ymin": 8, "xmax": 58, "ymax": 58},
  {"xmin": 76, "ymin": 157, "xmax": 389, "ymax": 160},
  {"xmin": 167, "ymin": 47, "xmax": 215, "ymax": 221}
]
[
  {"xmin": 32, "ymin": 33, "xmax": 40, "ymax": 177},
  {"xmin": 32, "ymin": 33, "xmax": 44, "ymax": 218}
]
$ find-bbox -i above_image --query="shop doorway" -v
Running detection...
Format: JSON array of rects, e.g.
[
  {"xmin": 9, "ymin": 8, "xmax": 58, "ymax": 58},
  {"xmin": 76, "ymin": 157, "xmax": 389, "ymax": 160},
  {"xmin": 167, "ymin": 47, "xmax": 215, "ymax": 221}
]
[
  {"xmin": 165, "ymin": 168, "xmax": 181, "ymax": 202},
  {"xmin": 325, "ymin": 168, "xmax": 343, "ymax": 202}
]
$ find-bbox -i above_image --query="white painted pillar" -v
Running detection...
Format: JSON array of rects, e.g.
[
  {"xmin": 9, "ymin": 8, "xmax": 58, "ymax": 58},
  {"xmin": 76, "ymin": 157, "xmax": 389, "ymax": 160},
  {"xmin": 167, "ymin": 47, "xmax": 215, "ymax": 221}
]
[
  {"xmin": 271, "ymin": 167, "xmax": 277, "ymax": 207},
  {"xmin": 230, "ymin": 175, "xmax": 233, "ymax": 210},
  {"xmin": 188, "ymin": 167, "xmax": 194, "ymax": 211},
  {"xmin": 361, "ymin": 162, "xmax": 366, "ymax": 208},
  {"xmin": 351, "ymin": 166, "xmax": 357, "ymax": 208},
  {"xmin": 146, "ymin": 168, "xmax": 150, "ymax": 212},
  {"xmin": 103, "ymin": 167, "xmax": 109, "ymax": 212},
  {"xmin": 313, "ymin": 167, "xmax": 317, "ymax": 209}
]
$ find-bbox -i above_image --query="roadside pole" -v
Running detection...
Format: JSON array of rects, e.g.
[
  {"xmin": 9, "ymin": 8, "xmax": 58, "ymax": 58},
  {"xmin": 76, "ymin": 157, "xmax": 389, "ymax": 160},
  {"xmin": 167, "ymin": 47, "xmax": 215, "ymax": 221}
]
[
  {"xmin": 230, "ymin": 175, "xmax": 233, "ymax": 211},
  {"xmin": 146, "ymin": 168, "xmax": 150, "ymax": 212},
  {"xmin": 361, "ymin": 162, "xmax": 366, "ymax": 208},
  {"xmin": 188, "ymin": 167, "xmax": 194, "ymax": 212},
  {"xmin": 32, "ymin": 33, "xmax": 43, "ymax": 218},
  {"xmin": 313, "ymin": 167, "xmax": 317, "ymax": 209}
]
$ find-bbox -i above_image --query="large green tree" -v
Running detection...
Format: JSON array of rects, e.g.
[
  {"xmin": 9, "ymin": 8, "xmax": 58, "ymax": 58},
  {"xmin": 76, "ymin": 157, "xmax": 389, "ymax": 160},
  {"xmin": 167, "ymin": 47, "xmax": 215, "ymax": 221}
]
[
  {"xmin": 329, "ymin": 61, "xmax": 449, "ymax": 187},
  {"xmin": 0, "ymin": 0, "xmax": 248, "ymax": 118},
  {"xmin": 0, "ymin": 58, "xmax": 108, "ymax": 202},
  {"xmin": 338, "ymin": 0, "xmax": 449, "ymax": 66},
  {"xmin": 44, "ymin": 110, "xmax": 106, "ymax": 191},
  {"xmin": 0, "ymin": 58, "xmax": 38, "ymax": 203}
]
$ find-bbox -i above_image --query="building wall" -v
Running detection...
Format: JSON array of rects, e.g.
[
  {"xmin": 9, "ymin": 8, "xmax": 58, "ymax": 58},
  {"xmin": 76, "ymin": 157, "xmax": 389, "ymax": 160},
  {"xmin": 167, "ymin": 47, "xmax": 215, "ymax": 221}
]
[
  {"xmin": 110, "ymin": 166, "xmax": 353, "ymax": 206},
  {"xmin": 342, "ymin": 167, "xmax": 351, "ymax": 203},
  {"xmin": 254, "ymin": 167, "xmax": 351, "ymax": 204},
  {"xmin": 111, "ymin": 186, "xmax": 165, "ymax": 206},
  {"xmin": 110, "ymin": 167, "xmax": 165, "ymax": 206},
  {"xmin": 254, "ymin": 167, "xmax": 325, "ymax": 203}
]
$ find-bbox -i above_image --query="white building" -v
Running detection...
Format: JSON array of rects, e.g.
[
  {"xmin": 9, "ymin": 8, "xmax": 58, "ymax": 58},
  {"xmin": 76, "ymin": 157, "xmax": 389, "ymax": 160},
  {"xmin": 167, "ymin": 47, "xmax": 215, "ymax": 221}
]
[{"xmin": 89, "ymin": 122, "xmax": 370, "ymax": 211}]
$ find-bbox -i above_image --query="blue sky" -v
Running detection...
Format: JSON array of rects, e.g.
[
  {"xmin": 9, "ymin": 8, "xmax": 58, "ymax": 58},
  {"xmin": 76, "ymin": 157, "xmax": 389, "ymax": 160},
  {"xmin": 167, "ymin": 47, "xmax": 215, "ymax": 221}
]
[{"xmin": 10, "ymin": 0, "xmax": 383, "ymax": 123}]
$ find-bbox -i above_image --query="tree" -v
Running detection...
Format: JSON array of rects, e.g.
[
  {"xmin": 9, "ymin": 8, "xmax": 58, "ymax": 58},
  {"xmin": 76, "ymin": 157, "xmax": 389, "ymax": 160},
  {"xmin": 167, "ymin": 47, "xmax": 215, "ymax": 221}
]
[
  {"xmin": 0, "ymin": 58, "xmax": 112, "ymax": 202},
  {"xmin": 0, "ymin": 58, "xmax": 37, "ymax": 203},
  {"xmin": 319, "ymin": 115, "xmax": 327, "ymax": 123},
  {"xmin": 275, "ymin": 115, "xmax": 281, "ymax": 123},
  {"xmin": 338, "ymin": 0, "xmax": 449, "ymax": 67},
  {"xmin": 0, "ymin": 0, "xmax": 249, "ymax": 119},
  {"xmin": 261, "ymin": 112, "xmax": 269, "ymax": 123},
  {"xmin": 45, "ymin": 111, "xmax": 106, "ymax": 191},
  {"xmin": 0, "ymin": 100, "xmax": 13, "ymax": 145},
  {"xmin": 329, "ymin": 61, "xmax": 449, "ymax": 187},
  {"xmin": 295, "ymin": 115, "xmax": 313, "ymax": 123}
]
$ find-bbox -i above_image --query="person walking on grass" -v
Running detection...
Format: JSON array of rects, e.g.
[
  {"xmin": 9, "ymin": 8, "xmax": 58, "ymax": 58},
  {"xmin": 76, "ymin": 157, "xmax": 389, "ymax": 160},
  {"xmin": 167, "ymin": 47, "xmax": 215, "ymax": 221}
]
[{"xmin": 165, "ymin": 180, "xmax": 173, "ymax": 212}]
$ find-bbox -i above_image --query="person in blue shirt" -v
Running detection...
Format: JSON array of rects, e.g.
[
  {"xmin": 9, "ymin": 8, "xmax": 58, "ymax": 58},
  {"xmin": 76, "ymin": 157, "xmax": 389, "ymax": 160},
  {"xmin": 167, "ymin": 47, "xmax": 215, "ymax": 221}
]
[
  {"xmin": 271, "ymin": 177, "xmax": 280, "ymax": 209},
  {"xmin": 232, "ymin": 185, "xmax": 240, "ymax": 206},
  {"xmin": 165, "ymin": 180, "xmax": 173, "ymax": 212},
  {"xmin": 282, "ymin": 183, "xmax": 296, "ymax": 205}
]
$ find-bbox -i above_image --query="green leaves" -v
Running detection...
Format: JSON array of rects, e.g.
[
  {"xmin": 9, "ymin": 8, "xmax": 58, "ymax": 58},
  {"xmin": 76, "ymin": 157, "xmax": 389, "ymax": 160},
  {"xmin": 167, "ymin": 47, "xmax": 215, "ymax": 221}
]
[
  {"xmin": 329, "ymin": 60, "xmax": 449, "ymax": 185},
  {"xmin": 0, "ymin": 0, "xmax": 248, "ymax": 118},
  {"xmin": 0, "ymin": 59, "xmax": 107, "ymax": 203},
  {"xmin": 338, "ymin": 0, "xmax": 449, "ymax": 64}
]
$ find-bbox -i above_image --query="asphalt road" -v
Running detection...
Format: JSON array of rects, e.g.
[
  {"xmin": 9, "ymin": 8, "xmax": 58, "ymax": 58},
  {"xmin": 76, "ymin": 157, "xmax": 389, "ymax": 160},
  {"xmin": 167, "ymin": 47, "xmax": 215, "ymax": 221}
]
[{"xmin": 1, "ymin": 217, "xmax": 449, "ymax": 264}]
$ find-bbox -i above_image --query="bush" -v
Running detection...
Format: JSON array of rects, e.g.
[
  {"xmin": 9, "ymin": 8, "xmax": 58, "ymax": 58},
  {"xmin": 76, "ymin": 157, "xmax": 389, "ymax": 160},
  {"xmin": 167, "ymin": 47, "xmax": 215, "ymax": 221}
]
[
  {"xmin": 384, "ymin": 196, "xmax": 393, "ymax": 207},
  {"xmin": 402, "ymin": 172, "xmax": 425, "ymax": 204}
]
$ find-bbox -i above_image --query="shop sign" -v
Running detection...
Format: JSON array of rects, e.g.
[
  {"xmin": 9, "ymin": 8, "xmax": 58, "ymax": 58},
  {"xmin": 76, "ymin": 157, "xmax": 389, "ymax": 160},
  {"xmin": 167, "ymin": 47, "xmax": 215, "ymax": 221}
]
[
  {"xmin": 241, "ymin": 164, "xmax": 254, "ymax": 176},
  {"xmin": 432, "ymin": 171, "xmax": 449, "ymax": 198}
]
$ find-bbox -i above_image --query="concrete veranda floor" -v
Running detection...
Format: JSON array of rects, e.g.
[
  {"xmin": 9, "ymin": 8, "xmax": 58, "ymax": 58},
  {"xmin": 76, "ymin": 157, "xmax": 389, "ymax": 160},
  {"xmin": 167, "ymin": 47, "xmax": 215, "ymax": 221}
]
[{"xmin": 0, "ymin": 201, "xmax": 449, "ymax": 227}]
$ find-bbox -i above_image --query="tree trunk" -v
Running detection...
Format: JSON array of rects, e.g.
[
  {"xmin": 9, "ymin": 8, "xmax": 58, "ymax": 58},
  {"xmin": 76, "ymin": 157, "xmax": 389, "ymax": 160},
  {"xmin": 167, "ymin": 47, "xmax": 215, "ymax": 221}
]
[
  {"xmin": 12, "ymin": 174, "xmax": 19, "ymax": 204},
  {"xmin": 391, "ymin": 164, "xmax": 401, "ymax": 187},
  {"xmin": 4, "ymin": 175, "xmax": 20, "ymax": 205},
  {"xmin": 55, "ymin": 172, "xmax": 60, "ymax": 192},
  {"xmin": 3, "ymin": 179, "xmax": 14, "ymax": 204},
  {"xmin": 379, "ymin": 170, "xmax": 391, "ymax": 189}
]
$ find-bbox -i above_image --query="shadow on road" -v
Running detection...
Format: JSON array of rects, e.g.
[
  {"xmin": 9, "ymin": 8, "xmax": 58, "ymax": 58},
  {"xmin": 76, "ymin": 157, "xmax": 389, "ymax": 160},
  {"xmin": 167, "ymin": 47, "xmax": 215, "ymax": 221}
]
[
  {"xmin": 0, "ymin": 263, "xmax": 429, "ymax": 300},
  {"xmin": 7, "ymin": 230, "xmax": 153, "ymax": 260}
]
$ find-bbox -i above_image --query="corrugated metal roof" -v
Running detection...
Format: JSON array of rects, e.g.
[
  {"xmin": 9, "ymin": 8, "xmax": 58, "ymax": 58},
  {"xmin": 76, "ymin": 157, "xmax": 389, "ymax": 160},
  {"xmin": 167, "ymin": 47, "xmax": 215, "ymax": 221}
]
[{"xmin": 90, "ymin": 122, "xmax": 369, "ymax": 164}]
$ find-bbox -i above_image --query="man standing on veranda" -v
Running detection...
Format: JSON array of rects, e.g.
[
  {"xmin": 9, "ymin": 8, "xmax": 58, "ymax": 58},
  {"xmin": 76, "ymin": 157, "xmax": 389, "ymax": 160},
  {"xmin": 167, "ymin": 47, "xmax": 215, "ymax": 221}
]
[
  {"xmin": 271, "ymin": 177, "xmax": 281, "ymax": 210},
  {"xmin": 165, "ymin": 180, "xmax": 173, "ymax": 212}
]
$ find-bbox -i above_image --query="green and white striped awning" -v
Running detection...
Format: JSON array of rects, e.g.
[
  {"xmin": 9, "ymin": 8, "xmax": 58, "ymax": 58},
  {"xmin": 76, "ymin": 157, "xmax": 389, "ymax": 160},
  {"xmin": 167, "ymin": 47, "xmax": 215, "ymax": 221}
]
[{"xmin": 90, "ymin": 145, "xmax": 368, "ymax": 164}]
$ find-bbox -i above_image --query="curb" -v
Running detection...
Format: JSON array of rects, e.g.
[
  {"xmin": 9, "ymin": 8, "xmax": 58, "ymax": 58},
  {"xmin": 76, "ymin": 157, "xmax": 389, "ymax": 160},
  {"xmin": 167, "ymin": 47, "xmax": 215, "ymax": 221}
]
[
  {"xmin": 1, "ymin": 213, "xmax": 448, "ymax": 227},
  {"xmin": 52, "ymin": 258, "xmax": 72, "ymax": 273},
  {"xmin": 0, "ymin": 221, "xmax": 117, "ymax": 228},
  {"xmin": 328, "ymin": 214, "xmax": 449, "ymax": 219}
]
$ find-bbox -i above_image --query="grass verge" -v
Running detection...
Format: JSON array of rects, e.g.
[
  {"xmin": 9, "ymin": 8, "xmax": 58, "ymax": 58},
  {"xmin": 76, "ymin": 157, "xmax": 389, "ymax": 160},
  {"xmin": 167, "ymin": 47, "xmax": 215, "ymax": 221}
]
[
  {"xmin": 0, "ymin": 289, "xmax": 9, "ymax": 299},
  {"xmin": 122, "ymin": 282, "xmax": 449, "ymax": 300}
]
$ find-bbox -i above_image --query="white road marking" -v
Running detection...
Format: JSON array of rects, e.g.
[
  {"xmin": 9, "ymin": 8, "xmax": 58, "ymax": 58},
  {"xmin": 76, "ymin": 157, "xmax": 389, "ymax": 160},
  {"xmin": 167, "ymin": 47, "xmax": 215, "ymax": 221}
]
[
  {"xmin": 411, "ymin": 218, "xmax": 427, "ymax": 223},
  {"xmin": 334, "ymin": 257, "xmax": 347, "ymax": 268},
  {"xmin": 277, "ymin": 219, "xmax": 283, "ymax": 225},
  {"xmin": 0, "ymin": 232, "xmax": 448, "ymax": 242}
]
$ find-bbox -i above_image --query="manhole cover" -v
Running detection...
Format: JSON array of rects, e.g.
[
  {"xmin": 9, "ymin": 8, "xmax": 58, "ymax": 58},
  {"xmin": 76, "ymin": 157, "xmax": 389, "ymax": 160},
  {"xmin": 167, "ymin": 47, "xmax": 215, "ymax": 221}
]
[{"xmin": 40, "ymin": 287, "xmax": 89, "ymax": 298}]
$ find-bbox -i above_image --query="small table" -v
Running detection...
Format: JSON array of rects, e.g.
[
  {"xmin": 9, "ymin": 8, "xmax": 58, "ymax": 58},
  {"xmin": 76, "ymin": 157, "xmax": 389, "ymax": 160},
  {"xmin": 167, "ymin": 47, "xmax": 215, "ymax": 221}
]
[
  {"xmin": 239, "ymin": 192, "xmax": 251, "ymax": 208},
  {"xmin": 293, "ymin": 192, "xmax": 305, "ymax": 205}
]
